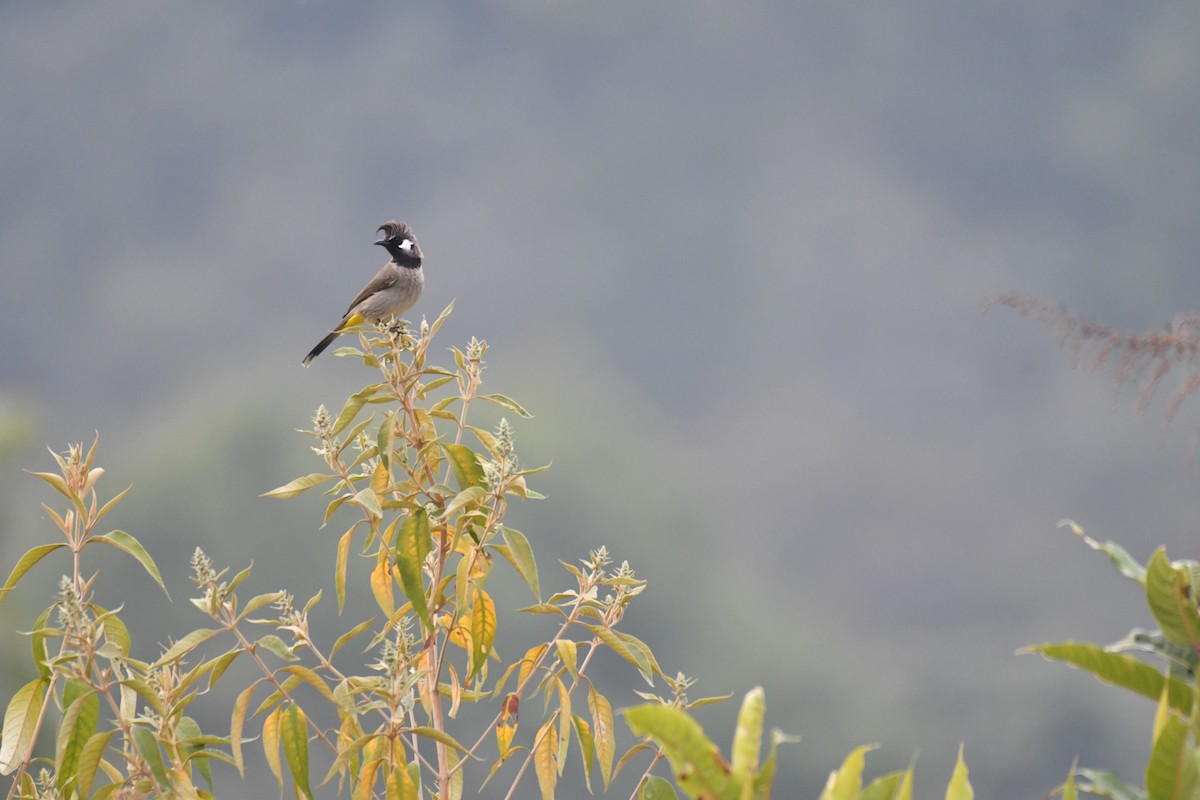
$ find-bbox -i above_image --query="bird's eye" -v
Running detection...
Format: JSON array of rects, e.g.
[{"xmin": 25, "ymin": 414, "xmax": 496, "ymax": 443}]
[{"xmin": 399, "ymin": 239, "xmax": 414, "ymax": 252}]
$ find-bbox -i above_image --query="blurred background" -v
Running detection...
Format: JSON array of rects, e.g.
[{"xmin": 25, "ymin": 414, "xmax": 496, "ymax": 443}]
[{"xmin": 3, "ymin": 2, "xmax": 1200, "ymax": 796}]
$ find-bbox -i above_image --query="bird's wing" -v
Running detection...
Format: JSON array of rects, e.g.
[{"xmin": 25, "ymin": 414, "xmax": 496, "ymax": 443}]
[{"xmin": 342, "ymin": 265, "xmax": 399, "ymax": 318}]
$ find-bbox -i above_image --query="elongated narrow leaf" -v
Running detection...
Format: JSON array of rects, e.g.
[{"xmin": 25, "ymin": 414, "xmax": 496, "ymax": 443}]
[
  {"xmin": 262, "ymin": 473, "xmax": 334, "ymax": 499},
  {"xmin": 336, "ymin": 526, "xmax": 355, "ymax": 612},
  {"xmin": 471, "ymin": 588, "xmax": 497, "ymax": 679},
  {"xmin": 589, "ymin": 684, "xmax": 616, "ymax": 789},
  {"xmin": 445, "ymin": 486, "xmax": 487, "ymax": 521},
  {"xmin": 756, "ymin": 728, "xmax": 801, "ymax": 798},
  {"xmin": 92, "ymin": 531, "xmax": 170, "ymax": 598},
  {"xmin": 572, "ymin": 714, "xmax": 595, "ymax": 791},
  {"xmin": 0, "ymin": 543, "xmax": 66, "ymax": 608},
  {"xmin": 0, "ymin": 677, "xmax": 48, "ymax": 774},
  {"xmin": 821, "ymin": 744, "xmax": 877, "ymax": 800},
  {"xmin": 395, "ymin": 509, "xmax": 433, "ymax": 631},
  {"xmin": 56, "ymin": 684, "xmax": 99, "ymax": 791},
  {"xmin": 331, "ymin": 616, "xmax": 376, "ymax": 658},
  {"xmin": 499, "ymin": 528, "xmax": 540, "ymax": 600},
  {"xmin": 408, "ymin": 727, "xmax": 468, "ymax": 754},
  {"xmin": 534, "ymin": 719, "xmax": 559, "ymax": 800},
  {"xmin": 132, "ymin": 725, "xmax": 169, "ymax": 788},
  {"xmin": 154, "ymin": 628, "xmax": 220, "ymax": 668},
  {"xmin": 730, "ymin": 687, "xmax": 764, "ymax": 784},
  {"xmin": 584, "ymin": 624, "xmax": 654, "ymax": 685},
  {"xmin": 332, "ymin": 385, "xmax": 383, "ymax": 436},
  {"xmin": 1075, "ymin": 768, "xmax": 1144, "ymax": 800},
  {"xmin": 282, "ymin": 704, "xmax": 313, "ymax": 800},
  {"xmin": 479, "ymin": 393, "xmax": 533, "ymax": 418},
  {"xmin": 945, "ymin": 745, "xmax": 973, "ymax": 800},
  {"xmin": 442, "ymin": 444, "xmax": 487, "ymax": 490},
  {"xmin": 230, "ymin": 682, "xmax": 258, "ymax": 776},
  {"xmin": 1058, "ymin": 520, "xmax": 1146, "ymax": 584},
  {"xmin": 1023, "ymin": 641, "xmax": 1193, "ymax": 711},
  {"xmin": 263, "ymin": 705, "xmax": 284, "ymax": 790},
  {"xmin": 625, "ymin": 704, "xmax": 733, "ymax": 799},
  {"xmin": 859, "ymin": 772, "xmax": 904, "ymax": 800},
  {"xmin": 387, "ymin": 763, "xmax": 420, "ymax": 800},
  {"xmin": 75, "ymin": 729, "xmax": 117, "ymax": 800}
]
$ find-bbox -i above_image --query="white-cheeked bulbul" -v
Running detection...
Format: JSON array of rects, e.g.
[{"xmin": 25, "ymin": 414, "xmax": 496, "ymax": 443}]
[{"xmin": 302, "ymin": 220, "xmax": 424, "ymax": 366}]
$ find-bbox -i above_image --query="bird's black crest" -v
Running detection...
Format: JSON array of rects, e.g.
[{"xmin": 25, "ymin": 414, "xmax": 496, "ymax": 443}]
[{"xmin": 376, "ymin": 220, "xmax": 414, "ymax": 243}]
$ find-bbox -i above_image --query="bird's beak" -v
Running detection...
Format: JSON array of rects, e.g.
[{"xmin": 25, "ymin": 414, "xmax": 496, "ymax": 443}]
[{"xmin": 374, "ymin": 238, "xmax": 388, "ymax": 247}]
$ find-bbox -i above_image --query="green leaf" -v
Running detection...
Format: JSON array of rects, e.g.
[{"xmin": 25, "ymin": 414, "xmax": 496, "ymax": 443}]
[
  {"xmin": 443, "ymin": 443, "xmax": 487, "ymax": 490},
  {"xmin": 262, "ymin": 473, "xmax": 335, "ymax": 499},
  {"xmin": 730, "ymin": 687, "xmax": 764, "ymax": 784},
  {"xmin": 572, "ymin": 714, "xmax": 596, "ymax": 792},
  {"xmin": 860, "ymin": 771, "xmax": 906, "ymax": 800},
  {"xmin": 56, "ymin": 683, "xmax": 99, "ymax": 791},
  {"xmin": 640, "ymin": 775, "xmax": 678, "ymax": 800},
  {"xmin": 132, "ymin": 725, "xmax": 170, "ymax": 789},
  {"xmin": 408, "ymin": 726, "xmax": 468, "ymax": 753},
  {"xmin": 1145, "ymin": 548, "xmax": 1200, "ymax": 648},
  {"xmin": 1022, "ymin": 642, "xmax": 1193, "ymax": 712},
  {"xmin": 584, "ymin": 623, "xmax": 654, "ymax": 685},
  {"xmin": 1148, "ymin": 709, "xmax": 1196, "ymax": 800},
  {"xmin": 480, "ymin": 393, "xmax": 533, "ymax": 418},
  {"xmin": 282, "ymin": 704, "xmax": 313, "ymax": 800},
  {"xmin": 1075, "ymin": 768, "xmax": 1146, "ymax": 800},
  {"xmin": 945, "ymin": 744, "xmax": 973, "ymax": 800},
  {"xmin": 75, "ymin": 729, "xmax": 117, "ymax": 800},
  {"xmin": 820, "ymin": 744, "xmax": 877, "ymax": 800},
  {"xmin": 332, "ymin": 385, "xmax": 384, "ymax": 436},
  {"xmin": 395, "ymin": 508, "xmax": 434, "ymax": 631},
  {"xmin": 353, "ymin": 487, "xmax": 383, "ymax": 520},
  {"xmin": 256, "ymin": 634, "xmax": 299, "ymax": 662},
  {"xmin": 154, "ymin": 628, "xmax": 221, "ymax": 668},
  {"xmin": 1059, "ymin": 520, "xmax": 1146, "ymax": 584},
  {"xmin": 625, "ymin": 704, "xmax": 733, "ymax": 800},
  {"xmin": 1058, "ymin": 759, "xmax": 1079, "ymax": 800},
  {"xmin": 444, "ymin": 486, "xmax": 487, "ymax": 520},
  {"xmin": 331, "ymin": 616, "xmax": 376, "ymax": 658},
  {"xmin": 0, "ymin": 677, "xmax": 48, "ymax": 775},
  {"xmin": 0, "ymin": 543, "xmax": 67, "ymax": 609},
  {"xmin": 757, "ymin": 729, "xmax": 801, "ymax": 798},
  {"xmin": 91, "ymin": 530, "xmax": 170, "ymax": 599},
  {"xmin": 29, "ymin": 468, "xmax": 73, "ymax": 501},
  {"xmin": 429, "ymin": 299, "xmax": 456, "ymax": 338},
  {"xmin": 178, "ymin": 715, "xmax": 213, "ymax": 790},
  {"xmin": 498, "ymin": 528, "xmax": 540, "ymax": 600}
]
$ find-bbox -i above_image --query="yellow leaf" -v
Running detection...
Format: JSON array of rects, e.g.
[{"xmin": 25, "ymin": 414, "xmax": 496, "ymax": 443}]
[
  {"xmin": 497, "ymin": 693, "xmax": 519, "ymax": 759},
  {"xmin": 534, "ymin": 719, "xmax": 558, "ymax": 800},
  {"xmin": 371, "ymin": 557, "xmax": 394, "ymax": 616},
  {"xmin": 518, "ymin": 644, "xmax": 548, "ymax": 690},
  {"xmin": 944, "ymin": 744, "xmax": 973, "ymax": 800},
  {"xmin": 471, "ymin": 588, "xmax": 498, "ymax": 679}
]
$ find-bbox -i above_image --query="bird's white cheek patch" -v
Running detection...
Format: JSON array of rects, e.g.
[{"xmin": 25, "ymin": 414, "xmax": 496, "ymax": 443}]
[{"xmin": 399, "ymin": 239, "xmax": 414, "ymax": 252}]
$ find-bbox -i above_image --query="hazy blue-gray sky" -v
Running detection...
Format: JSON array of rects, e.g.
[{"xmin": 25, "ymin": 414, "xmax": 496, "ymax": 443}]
[{"xmin": 3, "ymin": 3, "xmax": 1200, "ymax": 795}]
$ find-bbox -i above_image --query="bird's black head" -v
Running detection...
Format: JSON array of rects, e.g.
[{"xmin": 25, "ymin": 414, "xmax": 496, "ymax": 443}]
[{"xmin": 375, "ymin": 220, "xmax": 422, "ymax": 266}]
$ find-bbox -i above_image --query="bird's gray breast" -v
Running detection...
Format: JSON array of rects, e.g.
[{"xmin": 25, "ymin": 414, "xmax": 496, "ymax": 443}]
[{"xmin": 358, "ymin": 265, "xmax": 423, "ymax": 321}]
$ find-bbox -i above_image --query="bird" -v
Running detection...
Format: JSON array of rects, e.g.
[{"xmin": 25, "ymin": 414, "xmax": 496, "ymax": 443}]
[{"xmin": 302, "ymin": 220, "xmax": 424, "ymax": 366}]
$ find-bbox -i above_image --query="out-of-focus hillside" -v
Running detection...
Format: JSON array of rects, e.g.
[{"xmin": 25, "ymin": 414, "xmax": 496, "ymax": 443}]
[{"xmin": 3, "ymin": 3, "xmax": 1200, "ymax": 795}]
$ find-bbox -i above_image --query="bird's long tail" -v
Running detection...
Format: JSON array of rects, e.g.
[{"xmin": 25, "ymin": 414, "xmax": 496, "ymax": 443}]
[
  {"xmin": 302, "ymin": 312, "xmax": 367, "ymax": 366},
  {"xmin": 302, "ymin": 329, "xmax": 341, "ymax": 366}
]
